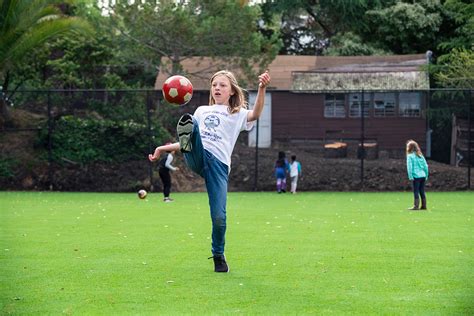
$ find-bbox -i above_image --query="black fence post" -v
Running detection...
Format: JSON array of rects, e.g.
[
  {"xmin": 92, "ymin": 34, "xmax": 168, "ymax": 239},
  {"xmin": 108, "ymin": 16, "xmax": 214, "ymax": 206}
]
[
  {"xmin": 360, "ymin": 90, "xmax": 365, "ymax": 190},
  {"xmin": 146, "ymin": 90, "xmax": 154, "ymax": 192},
  {"xmin": 47, "ymin": 91, "xmax": 53, "ymax": 191},
  {"xmin": 254, "ymin": 119, "xmax": 259, "ymax": 191},
  {"xmin": 468, "ymin": 89, "xmax": 472, "ymax": 189},
  {"xmin": 426, "ymin": 90, "xmax": 432, "ymax": 158}
]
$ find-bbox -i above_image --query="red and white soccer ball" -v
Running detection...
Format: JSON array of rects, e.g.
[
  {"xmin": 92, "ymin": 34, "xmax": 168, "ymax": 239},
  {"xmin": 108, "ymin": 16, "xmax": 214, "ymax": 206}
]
[
  {"xmin": 138, "ymin": 189, "xmax": 147, "ymax": 199},
  {"xmin": 162, "ymin": 75, "xmax": 193, "ymax": 106}
]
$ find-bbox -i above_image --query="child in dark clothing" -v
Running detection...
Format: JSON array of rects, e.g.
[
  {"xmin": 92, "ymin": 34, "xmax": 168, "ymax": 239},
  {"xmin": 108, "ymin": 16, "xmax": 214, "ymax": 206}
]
[
  {"xmin": 157, "ymin": 145, "xmax": 179, "ymax": 202},
  {"xmin": 274, "ymin": 151, "xmax": 289, "ymax": 193}
]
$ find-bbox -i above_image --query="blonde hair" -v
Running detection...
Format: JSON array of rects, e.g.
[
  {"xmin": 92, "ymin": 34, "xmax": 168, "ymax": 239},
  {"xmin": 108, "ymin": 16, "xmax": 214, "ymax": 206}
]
[
  {"xmin": 209, "ymin": 70, "xmax": 247, "ymax": 114},
  {"xmin": 406, "ymin": 140, "xmax": 423, "ymax": 157}
]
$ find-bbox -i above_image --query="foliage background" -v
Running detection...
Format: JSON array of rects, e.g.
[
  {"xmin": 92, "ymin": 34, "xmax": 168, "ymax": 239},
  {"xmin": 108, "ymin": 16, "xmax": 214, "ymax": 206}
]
[{"xmin": 0, "ymin": 0, "xmax": 472, "ymax": 189}]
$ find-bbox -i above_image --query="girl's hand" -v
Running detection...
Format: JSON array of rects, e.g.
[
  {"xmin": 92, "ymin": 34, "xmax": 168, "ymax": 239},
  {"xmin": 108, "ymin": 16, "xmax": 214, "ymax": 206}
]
[
  {"xmin": 258, "ymin": 70, "xmax": 271, "ymax": 88},
  {"xmin": 148, "ymin": 148, "xmax": 161, "ymax": 162}
]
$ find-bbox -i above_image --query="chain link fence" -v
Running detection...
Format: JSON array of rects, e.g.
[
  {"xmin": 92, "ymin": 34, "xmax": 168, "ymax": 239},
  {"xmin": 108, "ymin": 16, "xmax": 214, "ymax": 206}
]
[{"xmin": 1, "ymin": 89, "xmax": 472, "ymax": 192}]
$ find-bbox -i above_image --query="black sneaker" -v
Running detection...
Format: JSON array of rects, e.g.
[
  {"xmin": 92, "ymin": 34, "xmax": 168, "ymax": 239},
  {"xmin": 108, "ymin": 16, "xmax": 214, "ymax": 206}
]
[
  {"xmin": 208, "ymin": 255, "xmax": 229, "ymax": 273},
  {"xmin": 176, "ymin": 114, "xmax": 193, "ymax": 153}
]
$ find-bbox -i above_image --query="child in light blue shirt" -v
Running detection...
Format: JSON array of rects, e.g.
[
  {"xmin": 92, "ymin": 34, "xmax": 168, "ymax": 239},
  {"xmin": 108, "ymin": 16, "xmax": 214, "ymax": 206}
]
[{"xmin": 406, "ymin": 140, "xmax": 429, "ymax": 210}]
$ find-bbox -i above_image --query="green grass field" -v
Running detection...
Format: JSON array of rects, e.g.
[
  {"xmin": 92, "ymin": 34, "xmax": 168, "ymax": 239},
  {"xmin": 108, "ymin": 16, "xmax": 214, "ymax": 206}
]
[{"xmin": 1, "ymin": 191, "xmax": 473, "ymax": 315}]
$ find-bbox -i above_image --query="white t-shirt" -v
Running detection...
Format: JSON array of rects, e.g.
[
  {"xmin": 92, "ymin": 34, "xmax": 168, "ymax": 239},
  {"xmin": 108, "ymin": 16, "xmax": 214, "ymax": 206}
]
[
  {"xmin": 290, "ymin": 161, "xmax": 299, "ymax": 177},
  {"xmin": 193, "ymin": 104, "xmax": 254, "ymax": 169}
]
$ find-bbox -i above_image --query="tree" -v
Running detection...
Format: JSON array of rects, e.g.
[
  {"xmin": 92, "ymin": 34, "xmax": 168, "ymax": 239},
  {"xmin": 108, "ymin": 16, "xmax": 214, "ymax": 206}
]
[
  {"xmin": 258, "ymin": 0, "xmax": 471, "ymax": 58},
  {"xmin": 260, "ymin": 0, "xmax": 382, "ymax": 55},
  {"xmin": 435, "ymin": 48, "xmax": 474, "ymax": 89},
  {"xmin": 364, "ymin": 0, "xmax": 443, "ymax": 54},
  {"xmin": 324, "ymin": 32, "xmax": 387, "ymax": 56},
  {"xmin": 0, "ymin": 0, "xmax": 92, "ymax": 127},
  {"xmin": 430, "ymin": 0, "xmax": 473, "ymax": 88},
  {"xmin": 42, "ymin": 32, "xmax": 120, "ymax": 89},
  {"xmin": 110, "ymin": 0, "xmax": 281, "ymax": 86},
  {"xmin": 436, "ymin": 0, "xmax": 474, "ymax": 55}
]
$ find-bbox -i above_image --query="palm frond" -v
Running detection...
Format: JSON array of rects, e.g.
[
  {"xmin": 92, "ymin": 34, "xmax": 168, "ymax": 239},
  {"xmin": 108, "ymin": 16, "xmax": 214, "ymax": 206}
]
[{"xmin": 0, "ymin": 0, "xmax": 92, "ymax": 75}]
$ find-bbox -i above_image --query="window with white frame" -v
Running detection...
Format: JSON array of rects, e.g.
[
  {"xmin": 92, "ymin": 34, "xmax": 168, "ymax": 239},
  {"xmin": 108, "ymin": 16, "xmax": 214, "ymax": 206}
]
[
  {"xmin": 324, "ymin": 94, "xmax": 345, "ymax": 118},
  {"xmin": 349, "ymin": 93, "xmax": 370, "ymax": 117},
  {"xmin": 374, "ymin": 93, "xmax": 396, "ymax": 117},
  {"xmin": 399, "ymin": 92, "xmax": 421, "ymax": 117}
]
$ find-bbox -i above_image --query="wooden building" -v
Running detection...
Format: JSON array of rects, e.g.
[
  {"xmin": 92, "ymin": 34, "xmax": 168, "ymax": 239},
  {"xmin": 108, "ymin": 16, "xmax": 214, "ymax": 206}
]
[{"xmin": 155, "ymin": 54, "xmax": 430, "ymax": 156}]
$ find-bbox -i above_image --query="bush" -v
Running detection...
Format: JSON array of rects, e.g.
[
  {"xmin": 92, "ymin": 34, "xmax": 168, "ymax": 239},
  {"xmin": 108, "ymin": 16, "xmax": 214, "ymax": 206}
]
[
  {"xmin": 38, "ymin": 116, "xmax": 171, "ymax": 165},
  {"xmin": 0, "ymin": 158, "xmax": 16, "ymax": 178}
]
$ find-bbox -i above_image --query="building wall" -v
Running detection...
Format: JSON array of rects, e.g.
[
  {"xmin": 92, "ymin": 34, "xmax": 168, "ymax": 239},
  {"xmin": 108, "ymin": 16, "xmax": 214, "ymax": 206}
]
[
  {"xmin": 171, "ymin": 89, "xmax": 426, "ymax": 154},
  {"xmin": 271, "ymin": 91, "xmax": 426, "ymax": 152}
]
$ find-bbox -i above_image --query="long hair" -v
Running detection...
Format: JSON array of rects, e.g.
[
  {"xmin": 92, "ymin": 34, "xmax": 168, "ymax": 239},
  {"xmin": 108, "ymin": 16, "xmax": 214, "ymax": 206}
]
[
  {"xmin": 406, "ymin": 139, "xmax": 423, "ymax": 157},
  {"xmin": 209, "ymin": 70, "xmax": 247, "ymax": 114}
]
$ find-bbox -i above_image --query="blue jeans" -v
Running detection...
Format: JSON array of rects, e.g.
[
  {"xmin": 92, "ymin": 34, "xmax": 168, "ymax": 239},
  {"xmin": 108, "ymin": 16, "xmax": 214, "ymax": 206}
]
[
  {"xmin": 412, "ymin": 177, "xmax": 426, "ymax": 200},
  {"xmin": 183, "ymin": 117, "xmax": 229, "ymax": 255}
]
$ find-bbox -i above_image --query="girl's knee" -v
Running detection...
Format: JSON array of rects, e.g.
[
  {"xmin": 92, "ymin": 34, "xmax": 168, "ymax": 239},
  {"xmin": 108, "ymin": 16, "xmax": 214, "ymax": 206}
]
[{"xmin": 212, "ymin": 215, "xmax": 226, "ymax": 227}]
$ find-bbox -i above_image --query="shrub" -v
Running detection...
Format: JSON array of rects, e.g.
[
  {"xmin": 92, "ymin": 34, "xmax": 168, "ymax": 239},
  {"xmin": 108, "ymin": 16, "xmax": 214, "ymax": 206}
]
[
  {"xmin": 38, "ymin": 116, "xmax": 171, "ymax": 165},
  {"xmin": 0, "ymin": 158, "xmax": 16, "ymax": 178}
]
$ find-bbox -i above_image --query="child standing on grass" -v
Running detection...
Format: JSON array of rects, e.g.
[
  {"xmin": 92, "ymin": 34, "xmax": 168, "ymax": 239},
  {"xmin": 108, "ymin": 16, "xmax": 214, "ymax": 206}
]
[
  {"xmin": 406, "ymin": 139, "xmax": 429, "ymax": 210},
  {"xmin": 274, "ymin": 151, "xmax": 289, "ymax": 193},
  {"xmin": 157, "ymin": 144, "xmax": 179, "ymax": 202},
  {"xmin": 289, "ymin": 155, "xmax": 302, "ymax": 194},
  {"xmin": 149, "ymin": 70, "xmax": 271, "ymax": 272}
]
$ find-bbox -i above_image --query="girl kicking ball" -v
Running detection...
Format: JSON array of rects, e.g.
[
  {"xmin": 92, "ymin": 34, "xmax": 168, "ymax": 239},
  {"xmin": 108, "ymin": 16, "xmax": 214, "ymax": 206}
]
[{"xmin": 149, "ymin": 70, "xmax": 271, "ymax": 272}]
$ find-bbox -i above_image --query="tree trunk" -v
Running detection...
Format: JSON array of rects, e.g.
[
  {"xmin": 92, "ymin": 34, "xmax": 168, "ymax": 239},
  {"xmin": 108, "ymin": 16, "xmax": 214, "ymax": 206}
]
[
  {"xmin": 0, "ymin": 98, "xmax": 13, "ymax": 129},
  {"xmin": 1, "ymin": 71, "xmax": 14, "ymax": 129}
]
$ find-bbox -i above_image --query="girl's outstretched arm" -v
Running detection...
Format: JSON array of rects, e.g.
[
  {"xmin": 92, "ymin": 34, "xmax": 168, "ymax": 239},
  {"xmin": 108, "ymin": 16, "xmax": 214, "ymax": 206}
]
[
  {"xmin": 248, "ymin": 71, "xmax": 271, "ymax": 122},
  {"xmin": 148, "ymin": 142, "xmax": 180, "ymax": 162}
]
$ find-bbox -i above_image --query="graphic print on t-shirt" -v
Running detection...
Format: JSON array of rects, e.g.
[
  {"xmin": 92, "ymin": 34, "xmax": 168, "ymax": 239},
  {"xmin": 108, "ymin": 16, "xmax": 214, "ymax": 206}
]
[
  {"xmin": 204, "ymin": 115, "xmax": 220, "ymax": 132},
  {"xmin": 202, "ymin": 112, "xmax": 224, "ymax": 143}
]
